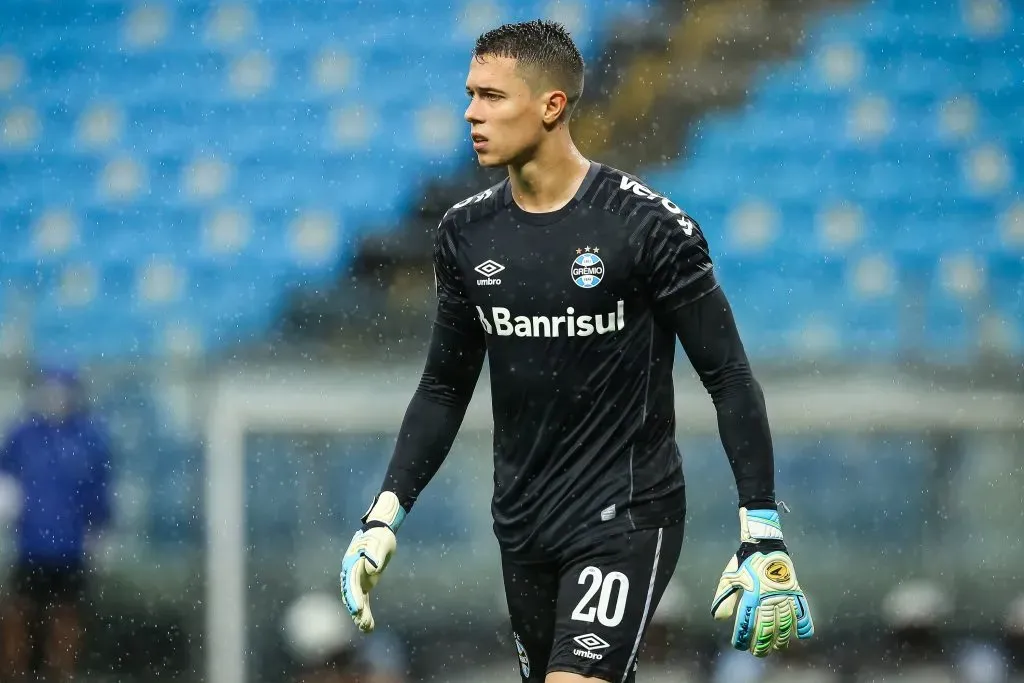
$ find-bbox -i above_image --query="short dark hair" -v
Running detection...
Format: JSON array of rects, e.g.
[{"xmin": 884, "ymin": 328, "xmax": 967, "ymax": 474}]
[{"xmin": 474, "ymin": 20, "xmax": 585, "ymax": 119}]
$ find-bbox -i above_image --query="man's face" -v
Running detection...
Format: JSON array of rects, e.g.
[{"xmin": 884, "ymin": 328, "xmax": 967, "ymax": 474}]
[
  {"xmin": 35, "ymin": 379, "xmax": 72, "ymax": 421},
  {"xmin": 464, "ymin": 55, "xmax": 549, "ymax": 167}
]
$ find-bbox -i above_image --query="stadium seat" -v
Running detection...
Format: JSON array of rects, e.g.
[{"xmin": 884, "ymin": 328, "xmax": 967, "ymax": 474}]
[
  {"xmin": 2, "ymin": 0, "xmax": 621, "ymax": 364},
  {"xmin": 650, "ymin": 0, "xmax": 1023, "ymax": 363}
]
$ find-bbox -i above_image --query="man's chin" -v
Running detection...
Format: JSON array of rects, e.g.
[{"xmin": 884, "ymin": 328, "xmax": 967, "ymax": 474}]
[{"xmin": 474, "ymin": 151, "xmax": 506, "ymax": 168}]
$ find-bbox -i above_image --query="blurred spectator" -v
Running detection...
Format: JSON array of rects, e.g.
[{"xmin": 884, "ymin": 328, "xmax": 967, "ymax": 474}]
[
  {"xmin": 0, "ymin": 367, "xmax": 113, "ymax": 683},
  {"xmin": 1001, "ymin": 595, "xmax": 1024, "ymax": 683},
  {"xmin": 359, "ymin": 628, "xmax": 409, "ymax": 683},
  {"xmin": 854, "ymin": 579, "xmax": 957, "ymax": 683},
  {"xmin": 282, "ymin": 591, "xmax": 407, "ymax": 683},
  {"xmin": 710, "ymin": 648, "xmax": 766, "ymax": 683},
  {"xmin": 955, "ymin": 640, "xmax": 1008, "ymax": 683},
  {"xmin": 643, "ymin": 579, "xmax": 705, "ymax": 682}
]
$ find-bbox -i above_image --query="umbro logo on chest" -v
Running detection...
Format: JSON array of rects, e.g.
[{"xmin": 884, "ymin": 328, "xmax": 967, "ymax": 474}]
[{"xmin": 474, "ymin": 259, "xmax": 505, "ymax": 286}]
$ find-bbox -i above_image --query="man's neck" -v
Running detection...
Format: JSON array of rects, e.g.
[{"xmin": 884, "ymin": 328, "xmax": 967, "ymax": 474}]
[{"xmin": 507, "ymin": 139, "xmax": 591, "ymax": 214}]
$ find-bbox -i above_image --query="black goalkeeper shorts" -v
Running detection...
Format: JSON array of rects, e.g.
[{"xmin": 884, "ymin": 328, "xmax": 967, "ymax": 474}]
[{"xmin": 502, "ymin": 522, "xmax": 684, "ymax": 682}]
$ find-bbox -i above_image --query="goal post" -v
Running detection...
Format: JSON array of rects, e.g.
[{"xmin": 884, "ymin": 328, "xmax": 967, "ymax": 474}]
[{"xmin": 204, "ymin": 364, "xmax": 1024, "ymax": 683}]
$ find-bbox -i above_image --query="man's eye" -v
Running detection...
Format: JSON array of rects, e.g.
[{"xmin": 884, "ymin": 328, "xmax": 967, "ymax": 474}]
[{"xmin": 485, "ymin": 93, "xmax": 501, "ymax": 101}]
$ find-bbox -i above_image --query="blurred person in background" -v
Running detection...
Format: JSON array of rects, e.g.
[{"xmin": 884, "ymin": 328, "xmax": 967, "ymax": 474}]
[
  {"xmin": 357, "ymin": 627, "xmax": 408, "ymax": 683},
  {"xmin": 852, "ymin": 579, "xmax": 956, "ymax": 683},
  {"xmin": 638, "ymin": 581, "xmax": 704, "ymax": 683},
  {"xmin": 955, "ymin": 639, "xmax": 1008, "ymax": 683},
  {"xmin": 1001, "ymin": 595, "xmax": 1024, "ymax": 683},
  {"xmin": 282, "ymin": 591, "xmax": 407, "ymax": 683},
  {"xmin": 0, "ymin": 367, "xmax": 113, "ymax": 683},
  {"xmin": 709, "ymin": 642, "xmax": 839, "ymax": 683}
]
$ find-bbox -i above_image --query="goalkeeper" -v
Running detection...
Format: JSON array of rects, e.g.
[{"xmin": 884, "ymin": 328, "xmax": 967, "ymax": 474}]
[{"xmin": 341, "ymin": 19, "xmax": 813, "ymax": 683}]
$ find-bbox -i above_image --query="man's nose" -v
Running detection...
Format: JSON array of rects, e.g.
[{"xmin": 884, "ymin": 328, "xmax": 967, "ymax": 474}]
[{"xmin": 464, "ymin": 98, "xmax": 483, "ymax": 124}]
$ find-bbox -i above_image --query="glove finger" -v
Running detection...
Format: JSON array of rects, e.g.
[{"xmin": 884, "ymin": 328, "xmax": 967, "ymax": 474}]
[
  {"xmin": 354, "ymin": 594, "xmax": 375, "ymax": 633},
  {"xmin": 730, "ymin": 590, "xmax": 759, "ymax": 652},
  {"xmin": 750, "ymin": 603, "xmax": 777, "ymax": 658},
  {"xmin": 711, "ymin": 584, "xmax": 742, "ymax": 620},
  {"xmin": 773, "ymin": 598, "xmax": 796, "ymax": 652},
  {"xmin": 795, "ymin": 594, "xmax": 815, "ymax": 639},
  {"xmin": 360, "ymin": 544, "xmax": 384, "ymax": 576},
  {"xmin": 712, "ymin": 555, "xmax": 744, "ymax": 619},
  {"xmin": 340, "ymin": 555, "xmax": 368, "ymax": 618}
]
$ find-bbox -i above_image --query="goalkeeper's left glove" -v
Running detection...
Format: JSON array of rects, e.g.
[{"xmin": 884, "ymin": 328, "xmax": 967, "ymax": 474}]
[
  {"xmin": 339, "ymin": 491, "xmax": 405, "ymax": 633},
  {"xmin": 711, "ymin": 505, "xmax": 814, "ymax": 657}
]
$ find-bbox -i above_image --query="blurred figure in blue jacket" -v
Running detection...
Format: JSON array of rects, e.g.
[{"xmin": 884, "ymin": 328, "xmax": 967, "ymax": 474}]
[{"xmin": 0, "ymin": 367, "xmax": 113, "ymax": 683}]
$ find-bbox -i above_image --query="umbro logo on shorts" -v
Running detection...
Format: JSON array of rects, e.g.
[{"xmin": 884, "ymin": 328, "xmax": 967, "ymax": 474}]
[
  {"xmin": 574, "ymin": 633, "xmax": 609, "ymax": 650},
  {"xmin": 573, "ymin": 633, "xmax": 609, "ymax": 660}
]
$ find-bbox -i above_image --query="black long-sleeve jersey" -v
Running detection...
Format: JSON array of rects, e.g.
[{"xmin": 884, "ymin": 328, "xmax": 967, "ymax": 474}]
[{"xmin": 381, "ymin": 162, "xmax": 777, "ymax": 557}]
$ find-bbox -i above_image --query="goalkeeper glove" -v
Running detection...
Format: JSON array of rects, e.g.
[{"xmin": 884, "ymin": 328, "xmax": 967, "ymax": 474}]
[
  {"xmin": 711, "ymin": 506, "xmax": 814, "ymax": 657},
  {"xmin": 339, "ymin": 491, "xmax": 405, "ymax": 633}
]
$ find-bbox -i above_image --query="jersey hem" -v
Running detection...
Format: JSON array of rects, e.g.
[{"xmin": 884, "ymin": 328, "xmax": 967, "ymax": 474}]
[{"xmin": 493, "ymin": 486, "xmax": 687, "ymax": 561}]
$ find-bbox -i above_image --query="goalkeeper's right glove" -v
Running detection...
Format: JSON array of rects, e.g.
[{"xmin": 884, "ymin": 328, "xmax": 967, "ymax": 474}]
[
  {"xmin": 339, "ymin": 491, "xmax": 405, "ymax": 633},
  {"xmin": 711, "ymin": 506, "xmax": 814, "ymax": 657}
]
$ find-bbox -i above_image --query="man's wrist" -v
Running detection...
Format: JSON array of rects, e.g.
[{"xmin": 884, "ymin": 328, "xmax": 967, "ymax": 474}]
[
  {"xmin": 739, "ymin": 498, "xmax": 777, "ymax": 511},
  {"xmin": 738, "ymin": 506, "xmax": 784, "ymax": 543},
  {"xmin": 736, "ymin": 539, "xmax": 787, "ymax": 563},
  {"xmin": 361, "ymin": 491, "xmax": 407, "ymax": 532}
]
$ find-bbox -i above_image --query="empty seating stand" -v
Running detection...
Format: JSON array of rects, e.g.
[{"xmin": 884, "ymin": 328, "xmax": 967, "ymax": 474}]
[
  {"xmin": 1, "ymin": 0, "xmax": 639, "ymax": 362},
  {"xmin": 645, "ymin": 0, "xmax": 1023, "ymax": 363}
]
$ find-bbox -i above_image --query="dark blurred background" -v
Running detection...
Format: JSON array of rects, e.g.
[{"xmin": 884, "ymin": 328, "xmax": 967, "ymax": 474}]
[{"xmin": 0, "ymin": 0, "xmax": 1022, "ymax": 682}]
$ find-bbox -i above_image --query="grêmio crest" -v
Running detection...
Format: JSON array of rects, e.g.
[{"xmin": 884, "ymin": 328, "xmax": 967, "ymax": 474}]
[{"xmin": 571, "ymin": 246, "xmax": 604, "ymax": 289}]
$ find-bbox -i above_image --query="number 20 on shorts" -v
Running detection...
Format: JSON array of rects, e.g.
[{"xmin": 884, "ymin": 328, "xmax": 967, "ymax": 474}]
[{"xmin": 571, "ymin": 566, "xmax": 630, "ymax": 627}]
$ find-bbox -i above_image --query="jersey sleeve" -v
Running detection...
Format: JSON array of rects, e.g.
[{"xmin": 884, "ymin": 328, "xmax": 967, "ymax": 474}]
[
  {"xmin": 667, "ymin": 287, "xmax": 776, "ymax": 508},
  {"xmin": 638, "ymin": 212, "xmax": 720, "ymax": 312},
  {"xmin": 378, "ymin": 218, "xmax": 486, "ymax": 512},
  {"xmin": 420, "ymin": 217, "xmax": 487, "ymax": 405},
  {"xmin": 433, "ymin": 216, "xmax": 477, "ymax": 335}
]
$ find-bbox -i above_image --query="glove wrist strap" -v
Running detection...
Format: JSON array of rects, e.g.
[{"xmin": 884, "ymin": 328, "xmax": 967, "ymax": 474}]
[
  {"xmin": 361, "ymin": 491, "xmax": 406, "ymax": 532},
  {"xmin": 739, "ymin": 506, "xmax": 784, "ymax": 544}
]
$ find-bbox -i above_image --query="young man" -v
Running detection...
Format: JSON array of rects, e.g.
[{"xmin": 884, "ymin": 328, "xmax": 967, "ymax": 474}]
[{"xmin": 341, "ymin": 20, "xmax": 814, "ymax": 683}]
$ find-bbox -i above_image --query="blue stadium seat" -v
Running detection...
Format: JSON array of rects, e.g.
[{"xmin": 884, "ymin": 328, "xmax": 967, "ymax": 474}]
[
  {"xmin": 3, "ymin": 0, "xmax": 1019, "ymax": 369},
  {"xmin": 1, "ymin": 0, "xmax": 646, "ymax": 364},
  {"xmin": 648, "ymin": 0, "xmax": 1023, "ymax": 363}
]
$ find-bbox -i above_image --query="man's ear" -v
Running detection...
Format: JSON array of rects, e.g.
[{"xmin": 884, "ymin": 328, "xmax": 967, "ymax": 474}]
[{"xmin": 541, "ymin": 90, "xmax": 570, "ymax": 126}]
